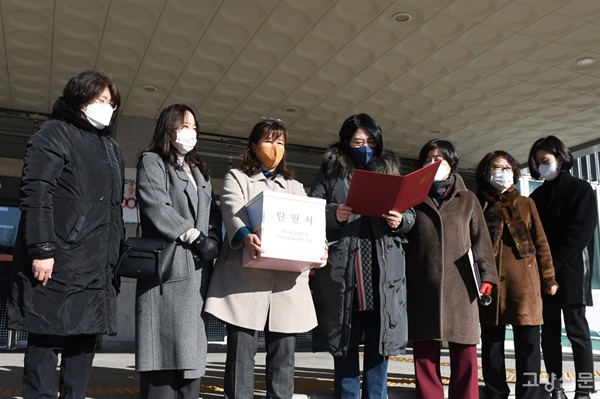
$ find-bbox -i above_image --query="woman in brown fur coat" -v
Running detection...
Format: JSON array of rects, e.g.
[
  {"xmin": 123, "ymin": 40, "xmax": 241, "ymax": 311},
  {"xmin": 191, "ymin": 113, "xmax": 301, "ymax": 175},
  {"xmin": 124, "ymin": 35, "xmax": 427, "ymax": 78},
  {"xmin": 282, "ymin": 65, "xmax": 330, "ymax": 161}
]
[{"xmin": 475, "ymin": 151, "xmax": 558, "ymax": 399}]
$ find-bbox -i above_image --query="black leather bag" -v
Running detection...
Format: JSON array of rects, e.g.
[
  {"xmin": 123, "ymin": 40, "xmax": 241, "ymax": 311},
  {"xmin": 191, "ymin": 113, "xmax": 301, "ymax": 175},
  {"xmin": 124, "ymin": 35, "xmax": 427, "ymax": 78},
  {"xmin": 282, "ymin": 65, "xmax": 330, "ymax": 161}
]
[{"xmin": 116, "ymin": 237, "xmax": 176, "ymax": 294}]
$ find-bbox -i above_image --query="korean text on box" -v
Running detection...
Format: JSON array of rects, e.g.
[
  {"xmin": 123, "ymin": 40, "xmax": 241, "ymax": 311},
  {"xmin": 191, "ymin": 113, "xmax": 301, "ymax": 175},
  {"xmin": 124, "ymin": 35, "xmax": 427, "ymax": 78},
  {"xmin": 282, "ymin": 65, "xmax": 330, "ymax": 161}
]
[{"xmin": 243, "ymin": 190, "xmax": 326, "ymax": 273}]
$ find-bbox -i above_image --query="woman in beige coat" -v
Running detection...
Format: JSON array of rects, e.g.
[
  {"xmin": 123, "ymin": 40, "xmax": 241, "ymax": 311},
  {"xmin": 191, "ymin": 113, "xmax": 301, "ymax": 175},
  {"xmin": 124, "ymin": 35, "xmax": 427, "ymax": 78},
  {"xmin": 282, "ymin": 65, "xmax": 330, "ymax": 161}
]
[
  {"xmin": 205, "ymin": 118, "xmax": 326, "ymax": 399},
  {"xmin": 475, "ymin": 150, "xmax": 558, "ymax": 399}
]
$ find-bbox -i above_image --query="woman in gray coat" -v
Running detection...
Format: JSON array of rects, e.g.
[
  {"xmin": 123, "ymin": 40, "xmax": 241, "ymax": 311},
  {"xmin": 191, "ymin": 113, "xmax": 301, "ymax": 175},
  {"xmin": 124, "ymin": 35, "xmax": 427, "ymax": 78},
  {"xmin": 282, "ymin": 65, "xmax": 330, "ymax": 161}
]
[
  {"xmin": 135, "ymin": 104, "xmax": 222, "ymax": 398},
  {"xmin": 205, "ymin": 118, "xmax": 327, "ymax": 399}
]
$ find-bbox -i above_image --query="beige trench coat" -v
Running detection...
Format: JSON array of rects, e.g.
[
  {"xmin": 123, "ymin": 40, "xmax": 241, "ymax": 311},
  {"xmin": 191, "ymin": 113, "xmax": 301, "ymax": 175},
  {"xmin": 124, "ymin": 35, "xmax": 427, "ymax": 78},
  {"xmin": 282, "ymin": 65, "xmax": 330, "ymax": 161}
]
[{"xmin": 205, "ymin": 169, "xmax": 318, "ymax": 333}]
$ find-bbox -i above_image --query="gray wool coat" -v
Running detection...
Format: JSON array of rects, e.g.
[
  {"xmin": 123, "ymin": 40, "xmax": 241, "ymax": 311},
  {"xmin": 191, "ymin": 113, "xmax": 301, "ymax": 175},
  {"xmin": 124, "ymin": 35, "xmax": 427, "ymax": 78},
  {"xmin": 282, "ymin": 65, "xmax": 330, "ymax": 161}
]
[
  {"xmin": 204, "ymin": 169, "xmax": 318, "ymax": 333},
  {"xmin": 406, "ymin": 174, "xmax": 498, "ymax": 345},
  {"xmin": 134, "ymin": 152, "xmax": 222, "ymax": 379}
]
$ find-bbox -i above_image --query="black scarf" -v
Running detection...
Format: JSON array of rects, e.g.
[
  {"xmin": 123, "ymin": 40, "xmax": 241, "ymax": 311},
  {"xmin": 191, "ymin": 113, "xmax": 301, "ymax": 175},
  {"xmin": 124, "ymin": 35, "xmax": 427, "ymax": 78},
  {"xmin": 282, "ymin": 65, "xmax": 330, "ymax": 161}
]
[
  {"xmin": 477, "ymin": 183, "xmax": 535, "ymax": 259},
  {"xmin": 428, "ymin": 175, "xmax": 455, "ymax": 207}
]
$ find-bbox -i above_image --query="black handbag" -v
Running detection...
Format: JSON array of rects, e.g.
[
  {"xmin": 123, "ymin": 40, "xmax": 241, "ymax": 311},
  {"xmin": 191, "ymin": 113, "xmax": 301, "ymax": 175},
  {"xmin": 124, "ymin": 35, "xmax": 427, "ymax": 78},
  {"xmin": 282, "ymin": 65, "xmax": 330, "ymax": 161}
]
[
  {"xmin": 116, "ymin": 237, "xmax": 176, "ymax": 294},
  {"xmin": 116, "ymin": 161, "xmax": 176, "ymax": 294}
]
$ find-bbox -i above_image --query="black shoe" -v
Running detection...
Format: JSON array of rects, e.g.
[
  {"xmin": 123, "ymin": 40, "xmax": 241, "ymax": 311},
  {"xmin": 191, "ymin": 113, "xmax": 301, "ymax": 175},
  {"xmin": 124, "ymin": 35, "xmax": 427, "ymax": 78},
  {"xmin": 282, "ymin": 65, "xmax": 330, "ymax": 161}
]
[
  {"xmin": 573, "ymin": 392, "xmax": 591, "ymax": 399},
  {"xmin": 551, "ymin": 388, "xmax": 568, "ymax": 399}
]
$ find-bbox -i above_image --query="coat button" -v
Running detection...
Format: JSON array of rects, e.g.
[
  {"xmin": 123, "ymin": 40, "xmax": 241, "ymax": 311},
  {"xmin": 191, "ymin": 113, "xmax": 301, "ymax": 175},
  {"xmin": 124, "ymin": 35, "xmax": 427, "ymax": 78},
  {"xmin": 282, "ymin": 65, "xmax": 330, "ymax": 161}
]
[
  {"xmin": 528, "ymin": 264, "xmax": 532, "ymax": 268},
  {"xmin": 388, "ymin": 284, "xmax": 394, "ymax": 289},
  {"xmin": 389, "ymin": 323, "xmax": 397, "ymax": 329},
  {"xmin": 387, "ymin": 244, "xmax": 393, "ymax": 250},
  {"xmin": 500, "ymin": 276, "xmax": 506, "ymax": 282},
  {"xmin": 100, "ymin": 196, "xmax": 104, "ymax": 201}
]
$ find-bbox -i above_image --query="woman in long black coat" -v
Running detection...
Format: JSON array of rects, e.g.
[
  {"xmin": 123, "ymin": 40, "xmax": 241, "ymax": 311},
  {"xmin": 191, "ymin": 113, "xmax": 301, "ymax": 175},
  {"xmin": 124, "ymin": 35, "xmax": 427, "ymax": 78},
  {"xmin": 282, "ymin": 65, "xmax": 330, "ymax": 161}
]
[
  {"xmin": 8, "ymin": 70, "xmax": 124, "ymax": 398},
  {"xmin": 528, "ymin": 135, "xmax": 597, "ymax": 399}
]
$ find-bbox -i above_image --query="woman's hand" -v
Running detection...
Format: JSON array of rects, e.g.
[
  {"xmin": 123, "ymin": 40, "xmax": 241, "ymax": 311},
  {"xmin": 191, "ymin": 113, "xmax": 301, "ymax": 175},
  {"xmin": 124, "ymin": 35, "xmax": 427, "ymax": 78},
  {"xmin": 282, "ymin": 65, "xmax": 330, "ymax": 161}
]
[
  {"xmin": 480, "ymin": 281, "xmax": 493, "ymax": 296},
  {"xmin": 383, "ymin": 210, "xmax": 403, "ymax": 229},
  {"xmin": 312, "ymin": 244, "xmax": 329, "ymax": 269},
  {"xmin": 546, "ymin": 284, "xmax": 558, "ymax": 295},
  {"xmin": 336, "ymin": 204, "xmax": 353, "ymax": 223},
  {"xmin": 32, "ymin": 258, "xmax": 54, "ymax": 286},
  {"xmin": 244, "ymin": 233, "xmax": 264, "ymax": 260}
]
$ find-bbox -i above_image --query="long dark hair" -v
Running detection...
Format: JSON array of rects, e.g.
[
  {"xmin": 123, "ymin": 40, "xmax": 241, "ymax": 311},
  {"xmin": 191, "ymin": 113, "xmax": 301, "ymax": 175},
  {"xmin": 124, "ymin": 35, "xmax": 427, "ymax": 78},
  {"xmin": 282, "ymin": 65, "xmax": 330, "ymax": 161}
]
[
  {"xmin": 337, "ymin": 113, "xmax": 383, "ymax": 156},
  {"xmin": 527, "ymin": 135, "xmax": 573, "ymax": 179},
  {"xmin": 63, "ymin": 70, "xmax": 120, "ymax": 116},
  {"xmin": 475, "ymin": 150, "xmax": 521, "ymax": 186},
  {"xmin": 142, "ymin": 104, "xmax": 209, "ymax": 180},
  {"xmin": 240, "ymin": 118, "xmax": 294, "ymax": 179}
]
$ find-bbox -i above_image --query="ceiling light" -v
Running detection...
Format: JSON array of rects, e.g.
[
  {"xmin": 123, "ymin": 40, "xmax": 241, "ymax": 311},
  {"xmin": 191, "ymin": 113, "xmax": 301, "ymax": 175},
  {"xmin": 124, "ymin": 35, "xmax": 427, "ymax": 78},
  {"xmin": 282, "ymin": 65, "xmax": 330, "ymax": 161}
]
[
  {"xmin": 576, "ymin": 57, "xmax": 596, "ymax": 66},
  {"xmin": 428, "ymin": 128, "xmax": 443, "ymax": 135},
  {"xmin": 284, "ymin": 106, "xmax": 297, "ymax": 113},
  {"xmin": 392, "ymin": 12, "xmax": 412, "ymax": 23},
  {"xmin": 142, "ymin": 85, "xmax": 158, "ymax": 93}
]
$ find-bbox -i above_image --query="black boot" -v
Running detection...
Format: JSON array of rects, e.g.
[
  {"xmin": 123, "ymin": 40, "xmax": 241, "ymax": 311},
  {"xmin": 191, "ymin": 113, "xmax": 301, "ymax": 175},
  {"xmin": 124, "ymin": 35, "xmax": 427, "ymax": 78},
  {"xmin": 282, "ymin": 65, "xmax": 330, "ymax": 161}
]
[
  {"xmin": 551, "ymin": 388, "xmax": 568, "ymax": 399},
  {"xmin": 573, "ymin": 392, "xmax": 591, "ymax": 399}
]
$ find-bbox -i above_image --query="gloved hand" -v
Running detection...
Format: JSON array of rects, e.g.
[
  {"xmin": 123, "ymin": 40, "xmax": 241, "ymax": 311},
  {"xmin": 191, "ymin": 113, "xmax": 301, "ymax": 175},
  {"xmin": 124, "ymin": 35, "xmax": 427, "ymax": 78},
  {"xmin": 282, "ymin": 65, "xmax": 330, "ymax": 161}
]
[
  {"xmin": 480, "ymin": 282, "xmax": 493, "ymax": 296},
  {"xmin": 190, "ymin": 232, "xmax": 219, "ymax": 261}
]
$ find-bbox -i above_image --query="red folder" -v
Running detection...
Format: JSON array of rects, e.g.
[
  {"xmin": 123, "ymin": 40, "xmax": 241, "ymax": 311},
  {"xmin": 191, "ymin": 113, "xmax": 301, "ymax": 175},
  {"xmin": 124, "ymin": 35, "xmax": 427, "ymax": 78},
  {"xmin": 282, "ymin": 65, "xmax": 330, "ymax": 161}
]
[{"xmin": 345, "ymin": 161, "xmax": 441, "ymax": 217}]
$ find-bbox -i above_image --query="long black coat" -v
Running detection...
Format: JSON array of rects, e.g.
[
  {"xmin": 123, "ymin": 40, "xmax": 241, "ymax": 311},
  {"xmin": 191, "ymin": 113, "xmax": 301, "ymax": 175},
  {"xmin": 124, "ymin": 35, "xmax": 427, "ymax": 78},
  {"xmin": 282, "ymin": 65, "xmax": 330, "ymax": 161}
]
[
  {"xmin": 309, "ymin": 145, "xmax": 415, "ymax": 357},
  {"xmin": 530, "ymin": 172, "xmax": 596, "ymax": 306},
  {"xmin": 8, "ymin": 98, "xmax": 124, "ymax": 336}
]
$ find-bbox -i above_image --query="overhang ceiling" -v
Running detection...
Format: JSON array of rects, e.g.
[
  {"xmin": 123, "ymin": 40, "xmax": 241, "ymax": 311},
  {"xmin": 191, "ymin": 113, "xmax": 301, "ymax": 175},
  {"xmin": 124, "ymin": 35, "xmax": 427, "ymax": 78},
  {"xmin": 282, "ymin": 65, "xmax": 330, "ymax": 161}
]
[{"xmin": 1, "ymin": 0, "xmax": 599, "ymax": 168}]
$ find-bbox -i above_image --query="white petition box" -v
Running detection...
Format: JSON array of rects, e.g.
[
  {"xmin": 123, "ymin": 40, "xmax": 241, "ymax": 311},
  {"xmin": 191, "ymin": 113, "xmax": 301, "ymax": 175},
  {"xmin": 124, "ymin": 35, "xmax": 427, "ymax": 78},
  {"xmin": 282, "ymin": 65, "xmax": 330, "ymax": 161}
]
[{"xmin": 243, "ymin": 190, "xmax": 326, "ymax": 272}]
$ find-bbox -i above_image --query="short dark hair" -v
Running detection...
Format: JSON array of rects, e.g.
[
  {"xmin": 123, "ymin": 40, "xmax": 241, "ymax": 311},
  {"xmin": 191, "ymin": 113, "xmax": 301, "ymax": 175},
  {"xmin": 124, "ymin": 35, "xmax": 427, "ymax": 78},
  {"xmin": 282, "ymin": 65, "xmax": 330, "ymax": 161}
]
[
  {"xmin": 475, "ymin": 151, "xmax": 521, "ymax": 186},
  {"xmin": 62, "ymin": 70, "xmax": 120, "ymax": 112},
  {"xmin": 337, "ymin": 113, "xmax": 383, "ymax": 157},
  {"xmin": 143, "ymin": 104, "xmax": 209, "ymax": 180},
  {"xmin": 418, "ymin": 139, "xmax": 459, "ymax": 171},
  {"xmin": 527, "ymin": 135, "xmax": 574, "ymax": 179},
  {"xmin": 240, "ymin": 118, "xmax": 294, "ymax": 179}
]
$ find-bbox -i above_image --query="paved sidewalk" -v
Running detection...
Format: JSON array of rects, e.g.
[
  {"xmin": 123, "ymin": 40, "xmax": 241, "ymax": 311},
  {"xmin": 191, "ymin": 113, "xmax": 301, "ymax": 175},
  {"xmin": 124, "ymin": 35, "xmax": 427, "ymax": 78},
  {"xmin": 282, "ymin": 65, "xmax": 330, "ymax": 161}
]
[{"xmin": 1, "ymin": 343, "xmax": 599, "ymax": 398}]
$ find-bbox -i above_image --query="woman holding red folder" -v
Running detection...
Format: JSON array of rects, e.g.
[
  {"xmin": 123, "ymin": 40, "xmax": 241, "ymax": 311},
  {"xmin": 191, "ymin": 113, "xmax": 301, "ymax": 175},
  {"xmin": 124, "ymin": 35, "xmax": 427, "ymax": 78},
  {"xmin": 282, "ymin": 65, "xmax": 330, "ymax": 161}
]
[
  {"xmin": 405, "ymin": 139, "xmax": 498, "ymax": 399},
  {"xmin": 309, "ymin": 113, "xmax": 416, "ymax": 399}
]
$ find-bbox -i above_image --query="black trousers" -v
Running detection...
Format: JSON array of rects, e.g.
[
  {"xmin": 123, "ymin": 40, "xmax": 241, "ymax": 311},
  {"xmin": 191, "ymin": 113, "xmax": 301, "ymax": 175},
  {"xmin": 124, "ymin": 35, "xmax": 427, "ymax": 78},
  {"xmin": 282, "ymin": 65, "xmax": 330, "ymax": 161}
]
[
  {"xmin": 541, "ymin": 294, "xmax": 595, "ymax": 393},
  {"xmin": 139, "ymin": 370, "xmax": 201, "ymax": 399},
  {"xmin": 224, "ymin": 323, "xmax": 296, "ymax": 399},
  {"xmin": 481, "ymin": 324, "xmax": 541, "ymax": 399},
  {"xmin": 22, "ymin": 333, "xmax": 97, "ymax": 399}
]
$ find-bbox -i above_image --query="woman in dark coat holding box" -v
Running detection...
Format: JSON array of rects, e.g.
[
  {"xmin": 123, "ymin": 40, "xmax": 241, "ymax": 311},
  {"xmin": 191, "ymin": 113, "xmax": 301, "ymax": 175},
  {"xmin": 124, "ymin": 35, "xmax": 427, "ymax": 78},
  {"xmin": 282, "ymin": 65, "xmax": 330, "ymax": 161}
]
[
  {"xmin": 475, "ymin": 150, "xmax": 558, "ymax": 399},
  {"xmin": 406, "ymin": 139, "xmax": 498, "ymax": 399},
  {"xmin": 528, "ymin": 135, "xmax": 597, "ymax": 399},
  {"xmin": 205, "ymin": 118, "xmax": 327, "ymax": 399},
  {"xmin": 135, "ymin": 104, "xmax": 222, "ymax": 398},
  {"xmin": 309, "ymin": 113, "xmax": 416, "ymax": 399}
]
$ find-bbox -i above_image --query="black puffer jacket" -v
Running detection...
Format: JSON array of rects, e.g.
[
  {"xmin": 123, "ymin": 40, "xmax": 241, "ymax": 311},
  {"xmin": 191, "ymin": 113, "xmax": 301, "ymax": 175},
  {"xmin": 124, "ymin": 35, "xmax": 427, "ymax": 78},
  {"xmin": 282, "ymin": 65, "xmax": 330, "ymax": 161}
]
[
  {"xmin": 309, "ymin": 144, "xmax": 415, "ymax": 356},
  {"xmin": 8, "ymin": 97, "xmax": 125, "ymax": 336}
]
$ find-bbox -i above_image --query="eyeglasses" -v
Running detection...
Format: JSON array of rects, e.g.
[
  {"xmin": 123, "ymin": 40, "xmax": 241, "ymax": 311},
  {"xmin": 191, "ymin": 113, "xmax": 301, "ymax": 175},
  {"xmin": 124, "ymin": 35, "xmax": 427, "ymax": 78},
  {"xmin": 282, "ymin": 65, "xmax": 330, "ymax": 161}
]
[
  {"xmin": 93, "ymin": 97, "xmax": 117, "ymax": 111},
  {"xmin": 490, "ymin": 165, "xmax": 513, "ymax": 172},
  {"xmin": 349, "ymin": 139, "xmax": 376, "ymax": 148}
]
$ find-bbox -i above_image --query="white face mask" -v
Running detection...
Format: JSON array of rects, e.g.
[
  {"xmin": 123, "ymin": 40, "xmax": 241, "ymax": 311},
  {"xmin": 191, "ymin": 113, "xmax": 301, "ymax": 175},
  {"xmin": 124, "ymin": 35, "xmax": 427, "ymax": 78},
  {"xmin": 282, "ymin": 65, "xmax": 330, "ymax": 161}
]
[
  {"xmin": 172, "ymin": 128, "xmax": 197, "ymax": 154},
  {"xmin": 84, "ymin": 103, "xmax": 114, "ymax": 129},
  {"xmin": 424, "ymin": 161, "xmax": 451, "ymax": 181},
  {"xmin": 488, "ymin": 170, "xmax": 514, "ymax": 192},
  {"xmin": 539, "ymin": 161, "xmax": 560, "ymax": 181}
]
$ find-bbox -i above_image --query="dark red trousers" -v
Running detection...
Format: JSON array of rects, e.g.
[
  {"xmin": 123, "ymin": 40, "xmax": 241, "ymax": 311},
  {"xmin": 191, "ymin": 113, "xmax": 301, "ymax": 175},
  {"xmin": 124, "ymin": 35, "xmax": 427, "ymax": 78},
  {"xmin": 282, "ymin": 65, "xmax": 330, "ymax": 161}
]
[{"xmin": 413, "ymin": 340, "xmax": 479, "ymax": 399}]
